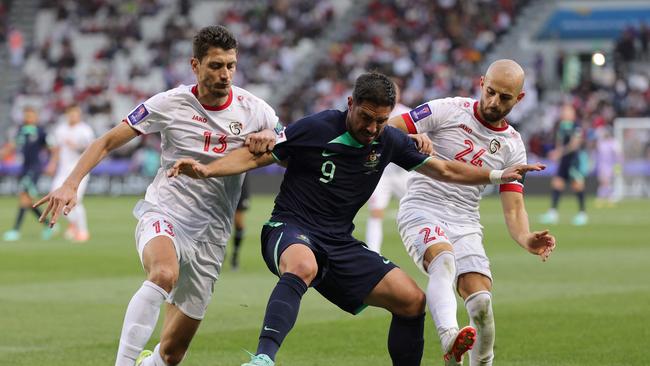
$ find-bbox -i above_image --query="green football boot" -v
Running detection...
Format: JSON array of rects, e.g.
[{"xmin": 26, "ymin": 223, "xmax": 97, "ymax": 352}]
[
  {"xmin": 135, "ymin": 350, "xmax": 153, "ymax": 366},
  {"xmin": 241, "ymin": 352, "xmax": 274, "ymax": 366}
]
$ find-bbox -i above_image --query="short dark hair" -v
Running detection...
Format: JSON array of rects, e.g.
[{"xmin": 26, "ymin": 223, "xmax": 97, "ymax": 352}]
[
  {"xmin": 193, "ymin": 25, "xmax": 238, "ymax": 61},
  {"xmin": 352, "ymin": 72, "xmax": 396, "ymax": 109}
]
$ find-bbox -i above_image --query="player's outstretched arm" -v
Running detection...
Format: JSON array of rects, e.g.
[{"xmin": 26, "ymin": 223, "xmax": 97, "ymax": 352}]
[
  {"xmin": 33, "ymin": 122, "xmax": 139, "ymax": 226},
  {"xmin": 168, "ymin": 148, "xmax": 275, "ymax": 179},
  {"xmin": 501, "ymin": 191, "xmax": 556, "ymax": 261},
  {"xmin": 416, "ymin": 159, "xmax": 546, "ymax": 186}
]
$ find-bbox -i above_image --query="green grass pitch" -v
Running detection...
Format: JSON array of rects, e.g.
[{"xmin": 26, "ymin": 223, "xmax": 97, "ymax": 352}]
[{"xmin": 1, "ymin": 194, "xmax": 649, "ymax": 365}]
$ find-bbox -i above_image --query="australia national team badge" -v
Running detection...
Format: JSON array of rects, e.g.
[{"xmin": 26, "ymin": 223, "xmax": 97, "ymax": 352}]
[
  {"xmin": 409, "ymin": 104, "xmax": 432, "ymax": 122},
  {"xmin": 364, "ymin": 150, "xmax": 381, "ymax": 172},
  {"xmin": 127, "ymin": 104, "xmax": 150, "ymax": 125},
  {"xmin": 229, "ymin": 121, "xmax": 242, "ymax": 135},
  {"xmin": 489, "ymin": 138, "xmax": 501, "ymax": 154}
]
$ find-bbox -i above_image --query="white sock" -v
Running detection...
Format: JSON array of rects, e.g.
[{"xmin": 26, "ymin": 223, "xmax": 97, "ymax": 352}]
[
  {"xmin": 74, "ymin": 203, "xmax": 88, "ymax": 233},
  {"xmin": 115, "ymin": 281, "xmax": 168, "ymax": 366},
  {"xmin": 141, "ymin": 343, "xmax": 170, "ymax": 366},
  {"xmin": 465, "ymin": 291, "xmax": 495, "ymax": 366},
  {"xmin": 426, "ymin": 251, "xmax": 459, "ymax": 351},
  {"xmin": 365, "ymin": 217, "xmax": 383, "ymax": 253}
]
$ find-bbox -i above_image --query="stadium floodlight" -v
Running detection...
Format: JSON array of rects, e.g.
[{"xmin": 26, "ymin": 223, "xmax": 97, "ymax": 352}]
[{"xmin": 592, "ymin": 52, "xmax": 606, "ymax": 66}]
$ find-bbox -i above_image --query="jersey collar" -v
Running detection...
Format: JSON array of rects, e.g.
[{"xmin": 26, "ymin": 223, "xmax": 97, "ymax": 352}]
[
  {"xmin": 473, "ymin": 101, "xmax": 509, "ymax": 132},
  {"xmin": 191, "ymin": 85, "xmax": 233, "ymax": 111}
]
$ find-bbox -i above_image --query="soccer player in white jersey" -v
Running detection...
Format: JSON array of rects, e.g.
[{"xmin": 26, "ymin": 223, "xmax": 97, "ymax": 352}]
[
  {"xmin": 46, "ymin": 104, "xmax": 95, "ymax": 242},
  {"xmin": 365, "ymin": 86, "xmax": 412, "ymax": 253},
  {"xmin": 34, "ymin": 26, "xmax": 279, "ymax": 366},
  {"xmin": 389, "ymin": 60, "xmax": 556, "ymax": 366}
]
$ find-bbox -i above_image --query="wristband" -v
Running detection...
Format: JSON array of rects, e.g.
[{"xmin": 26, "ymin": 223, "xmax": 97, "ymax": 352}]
[{"xmin": 489, "ymin": 169, "xmax": 505, "ymax": 184}]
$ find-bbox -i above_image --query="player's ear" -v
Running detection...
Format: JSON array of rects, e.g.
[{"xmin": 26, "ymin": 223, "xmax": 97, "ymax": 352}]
[
  {"xmin": 190, "ymin": 58, "xmax": 199, "ymax": 73},
  {"xmin": 347, "ymin": 96, "xmax": 353, "ymax": 109},
  {"xmin": 480, "ymin": 76, "xmax": 485, "ymax": 88},
  {"xmin": 517, "ymin": 92, "xmax": 525, "ymax": 102}
]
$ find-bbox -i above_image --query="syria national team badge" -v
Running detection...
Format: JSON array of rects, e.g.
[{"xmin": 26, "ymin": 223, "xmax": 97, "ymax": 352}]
[
  {"xmin": 229, "ymin": 122, "xmax": 242, "ymax": 135},
  {"xmin": 489, "ymin": 139, "xmax": 501, "ymax": 154}
]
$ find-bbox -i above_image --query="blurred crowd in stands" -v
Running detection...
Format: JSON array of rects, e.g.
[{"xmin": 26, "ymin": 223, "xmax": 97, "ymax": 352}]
[{"xmin": 2, "ymin": 0, "xmax": 649, "ymax": 181}]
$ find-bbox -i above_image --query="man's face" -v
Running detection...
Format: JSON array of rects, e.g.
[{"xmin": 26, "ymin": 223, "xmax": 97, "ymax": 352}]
[
  {"xmin": 191, "ymin": 47, "xmax": 237, "ymax": 98},
  {"xmin": 346, "ymin": 97, "xmax": 392, "ymax": 145},
  {"xmin": 478, "ymin": 76, "xmax": 523, "ymax": 123},
  {"xmin": 66, "ymin": 106, "xmax": 81, "ymax": 125},
  {"xmin": 23, "ymin": 109, "xmax": 38, "ymax": 125}
]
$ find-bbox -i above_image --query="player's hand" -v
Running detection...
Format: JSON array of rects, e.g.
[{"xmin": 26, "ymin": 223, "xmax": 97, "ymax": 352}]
[
  {"xmin": 168, "ymin": 158, "xmax": 210, "ymax": 179},
  {"xmin": 33, "ymin": 184, "xmax": 78, "ymax": 227},
  {"xmin": 245, "ymin": 129, "xmax": 276, "ymax": 154},
  {"xmin": 409, "ymin": 134, "xmax": 435, "ymax": 156},
  {"xmin": 501, "ymin": 163, "xmax": 546, "ymax": 182},
  {"xmin": 526, "ymin": 229, "xmax": 556, "ymax": 261}
]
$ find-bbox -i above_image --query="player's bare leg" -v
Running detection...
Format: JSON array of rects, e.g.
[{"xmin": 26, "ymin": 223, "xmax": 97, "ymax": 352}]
[
  {"xmin": 116, "ymin": 236, "xmax": 178, "ymax": 366},
  {"xmin": 458, "ymin": 273, "xmax": 494, "ymax": 366},
  {"xmin": 365, "ymin": 268, "xmax": 426, "ymax": 366},
  {"xmin": 423, "ymin": 243, "xmax": 476, "ymax": 365},
  {"xmin": 139, "ymin": 304, "xmax": 201, "ymax": 366},
  {"xmin": 243, "ymin": 244, "xmax": 315, "ymax": 366}
]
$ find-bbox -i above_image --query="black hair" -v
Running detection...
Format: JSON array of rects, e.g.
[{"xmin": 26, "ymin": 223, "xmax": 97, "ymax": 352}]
[
  {"xmin": 352, "ymin": 72, "xmax": 396, "ymax": 109},
  {"xmin": 192, "ymin": 25, "xmax": 238, "ymax": 61}
]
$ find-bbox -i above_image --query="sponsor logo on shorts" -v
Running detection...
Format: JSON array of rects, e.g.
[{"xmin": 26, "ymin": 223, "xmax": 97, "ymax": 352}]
[{"xmin": 296, "ymin": 234, "xmax": 311, "ymax": 244}]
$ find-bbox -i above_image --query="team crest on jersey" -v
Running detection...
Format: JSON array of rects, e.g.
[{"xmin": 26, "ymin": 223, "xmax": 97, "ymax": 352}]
[
  {"xmin": 364, "ymin": 150, "xmax": 381, "ymax": 172},
  {"xmin": 127, "ymin": 104, "xmax": 149, "ymax": 125},
  {"xmin": 229, "ymin": 122, "xmax": 242, "ymax": 135},
  {"xmin": 409, "ymin": 104, "xmax": 432, "ymax": 122},
  {"xmin": 489, "ymin": 139, "xmax": 501, "ymax": 154}
]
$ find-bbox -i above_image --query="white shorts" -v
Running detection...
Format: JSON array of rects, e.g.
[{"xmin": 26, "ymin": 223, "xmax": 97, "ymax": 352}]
[
  {"xmin": 135, "ymin": 211, "xmax": 226, "ymax": 320},
  {"xmin": 397, "ymin": 206, "xmax": 492, "ymax": 283},
  {"xmin": 368, "ymin": 165, "xmax": 409, "ymax": 210}
]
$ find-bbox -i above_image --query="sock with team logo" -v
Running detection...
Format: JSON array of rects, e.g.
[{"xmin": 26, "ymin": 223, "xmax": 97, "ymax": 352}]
[
  {"xmin": 115, "ymin": 281, "xmax": 169, "ymax": 366},
  {"xmin": 388, "ymin": 312, "xmax": 425, "ymax": 366},
  {"xmin": 365, "ymin": 217, "xmax": 383, "ymax": 253},
  {"xmin": 256, "ymin": 272, "xmax": 308, "ymax": 360},
  {"xmin": 426, "ymin": 251, "xmax": 459, "ymax": 351}
]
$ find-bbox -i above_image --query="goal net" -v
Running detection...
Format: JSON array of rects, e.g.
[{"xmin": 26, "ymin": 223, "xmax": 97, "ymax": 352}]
[{"xmin": 613, "ymin": 118, "xmax": 650, "ymax": 198}]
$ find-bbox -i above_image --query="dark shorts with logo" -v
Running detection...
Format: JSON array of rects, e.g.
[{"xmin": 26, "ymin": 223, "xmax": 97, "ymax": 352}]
[
  {"xmin": 557, "ymin": 152, "xmax": 588, "ymax": 182},
  {"xmin": 18, "ymin": 169, "xmax": 40, "ymax": 197},
  {"xmin": 260, "ymin": 221, "xmax": 397, "ymax": 314}
]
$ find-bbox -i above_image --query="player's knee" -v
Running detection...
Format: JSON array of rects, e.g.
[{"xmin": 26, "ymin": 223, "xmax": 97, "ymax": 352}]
[
  {"xmin": 147, "ymin": 268, "xmax": 178, "ymax": 293},
  {"xmin": 397, "ymin": 286, "xmax": 426, "ymax": 317},
  {"xmin": 284, "ymin": 260, "xmax": 317, "ymax": 285},
  {"xmin": 465, "ymin": 291, "xmax": 493, "ymax": 327}
]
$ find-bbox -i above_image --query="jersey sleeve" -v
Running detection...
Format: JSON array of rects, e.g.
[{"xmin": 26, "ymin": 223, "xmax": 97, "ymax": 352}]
[
  {"xmin": 256, "ymin": 100, "xmax": 280, "ymax": 131},
  {"xmin": 499, "ymin": 135, "xmax": 528, "ymax": 194},
  {"xmin": 401, "ymin": 98, "xmax": 456, "ymax": 134},
  {"xmin": 271, "ymin": 118, "xmax": 311, "ymax": 162},
  {"xmin": 388, "ymin": 127, "xmax": 431, "ymax": 171},
  {"xmin": 124, "ymin": 92, "xmax": 173, "ymax": 134}
]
